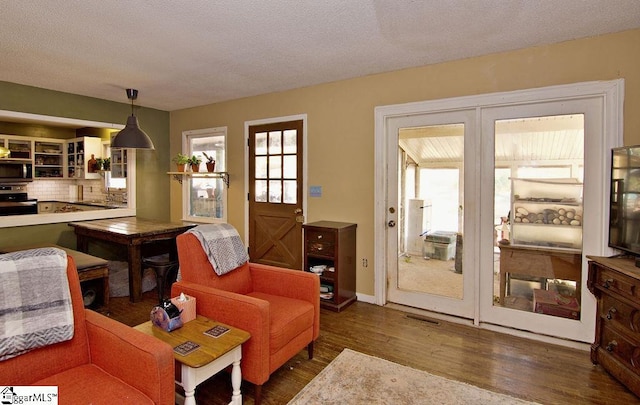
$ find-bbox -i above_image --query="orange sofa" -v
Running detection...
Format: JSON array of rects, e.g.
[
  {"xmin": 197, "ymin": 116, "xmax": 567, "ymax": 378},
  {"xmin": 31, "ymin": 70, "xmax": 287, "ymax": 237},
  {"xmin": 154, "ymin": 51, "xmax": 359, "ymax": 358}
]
[
  {"xmin": 171, "ymin": 232, "xmax": 320, "ymax": 404},
  {"xmin": 0, "ymin": 255, "xmax": 175, "ymax": 405}
]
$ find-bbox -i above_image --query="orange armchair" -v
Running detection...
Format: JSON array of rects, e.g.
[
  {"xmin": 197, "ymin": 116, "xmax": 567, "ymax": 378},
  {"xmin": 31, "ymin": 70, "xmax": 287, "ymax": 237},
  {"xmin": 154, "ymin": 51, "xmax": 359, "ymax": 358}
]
[
  {"xmin": 0, "ymin": 255, "xmax": 175, "ymax": 405},
  {"xmin": 171, "ymin": 232, "xmax": 320, "ymax": 404}
]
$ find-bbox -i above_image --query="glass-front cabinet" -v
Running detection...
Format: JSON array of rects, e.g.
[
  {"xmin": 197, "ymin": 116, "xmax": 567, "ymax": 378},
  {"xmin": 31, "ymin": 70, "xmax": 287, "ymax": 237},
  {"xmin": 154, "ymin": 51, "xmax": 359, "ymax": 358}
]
[
  {"xmin": 34, "ymin": 140, "xmax": 64, "ymax": 178},
  {"xmin": 67, "ymin": 136, "xmax": 101, "ymax": 179},
  {"xmin": 5, "ymin": 137, "xmax": 32, "ymax": 160},
  {"xmin": 110, "ymin": 148, "xmax": 127, "ymax": 178}
]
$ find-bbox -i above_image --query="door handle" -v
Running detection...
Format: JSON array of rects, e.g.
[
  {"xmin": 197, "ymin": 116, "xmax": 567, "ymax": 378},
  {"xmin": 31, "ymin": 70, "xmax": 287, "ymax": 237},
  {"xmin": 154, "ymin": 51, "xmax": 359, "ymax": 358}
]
[
  {"xmin": 388, "ymin": 220, "xmax": 396, "ymax": 227},
  {"xmin": 294, "ymin": 208, "xmax": 303, "ymax": 214}
]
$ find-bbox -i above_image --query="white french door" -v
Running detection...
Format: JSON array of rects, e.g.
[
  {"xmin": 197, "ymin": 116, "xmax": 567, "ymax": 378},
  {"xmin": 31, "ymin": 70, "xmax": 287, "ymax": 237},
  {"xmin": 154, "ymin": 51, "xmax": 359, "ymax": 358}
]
[
  {"xmin": 375, "ymin": 80, "xmax": 623, "ymax": 342},
  {"xmin": 386, "ymin": 109, "xmax": 477, "ymax": 319},
  {"xmin": 478, "ymin": 98, "xmax": 607, "ymax": 342}
]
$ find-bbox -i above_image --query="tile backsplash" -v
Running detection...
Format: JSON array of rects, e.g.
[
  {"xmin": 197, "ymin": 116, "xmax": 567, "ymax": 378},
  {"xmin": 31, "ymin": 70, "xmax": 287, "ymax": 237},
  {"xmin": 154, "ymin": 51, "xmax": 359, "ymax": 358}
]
[{"xmin": 27, "ymin": 179, "xmax": 106, "ymax": 201}]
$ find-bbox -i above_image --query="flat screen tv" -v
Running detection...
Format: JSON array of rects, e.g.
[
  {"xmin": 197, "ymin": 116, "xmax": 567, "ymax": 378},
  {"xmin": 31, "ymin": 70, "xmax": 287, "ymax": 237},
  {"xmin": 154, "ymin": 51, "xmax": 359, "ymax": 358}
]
[{"xmin": 609, "ymin": 145, "xmax": 640, "ymax": 265}]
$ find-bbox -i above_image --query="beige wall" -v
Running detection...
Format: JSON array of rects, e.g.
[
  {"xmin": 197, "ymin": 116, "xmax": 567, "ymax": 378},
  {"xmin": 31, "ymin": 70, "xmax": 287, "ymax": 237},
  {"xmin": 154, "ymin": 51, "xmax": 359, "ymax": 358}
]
[{"xmin": 170, "ymin": 29, "xmax": 640, "ymax": 296}]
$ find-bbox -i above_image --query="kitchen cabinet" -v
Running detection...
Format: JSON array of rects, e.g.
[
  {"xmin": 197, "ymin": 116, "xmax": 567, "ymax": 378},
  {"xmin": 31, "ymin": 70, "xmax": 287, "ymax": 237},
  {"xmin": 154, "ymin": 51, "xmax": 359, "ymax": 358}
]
[
  {"xmin": 509, "ymin": 178, "xmax": 583, "ymax": 251},
  {"xmin": 587, "ymin": 256, "xmax": 640, "ymax": 398},
  {"xmin": 67, "ymin": 137, "xmax": 101, "ymax": 179},
  {"xmin": 110, "ymin": 148, "xmax": 127, "ymax": 178},
  {"xmin": 34, "ymin": 140, "xmax": 64, "ymax": 178},
  {"xmin": 303, "ymin": 221, "xmax": 357, "ymax": 312},
  {"xmin": 1, "ymin": 136, "xmax": 32, "ymax": 160}
]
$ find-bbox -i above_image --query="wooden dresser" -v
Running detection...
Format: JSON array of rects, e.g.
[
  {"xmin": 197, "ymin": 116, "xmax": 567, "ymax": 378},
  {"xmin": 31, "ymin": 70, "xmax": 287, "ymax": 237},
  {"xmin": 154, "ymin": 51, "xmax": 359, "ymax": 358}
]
[{"xmin": 587, "ymin": 255, "xmax": 640, "ymax": 397}]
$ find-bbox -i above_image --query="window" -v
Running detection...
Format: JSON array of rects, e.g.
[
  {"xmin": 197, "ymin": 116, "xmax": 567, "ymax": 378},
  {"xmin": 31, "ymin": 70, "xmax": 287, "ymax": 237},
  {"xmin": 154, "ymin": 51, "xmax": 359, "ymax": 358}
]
[
  {"xmin": 182, "ymin": 127, "xmax": 227, "ymax": 222},
  {"xmin": 253, "ymin": 128, "xmax": 298, "ymax": 204}
]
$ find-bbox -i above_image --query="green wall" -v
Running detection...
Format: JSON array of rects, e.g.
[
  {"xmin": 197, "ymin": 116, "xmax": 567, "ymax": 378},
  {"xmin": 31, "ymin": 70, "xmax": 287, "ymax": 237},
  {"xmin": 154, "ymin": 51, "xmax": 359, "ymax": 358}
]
[{"xmin": 0, "ymin": 81, "xmax": 171, "ymax": 250}]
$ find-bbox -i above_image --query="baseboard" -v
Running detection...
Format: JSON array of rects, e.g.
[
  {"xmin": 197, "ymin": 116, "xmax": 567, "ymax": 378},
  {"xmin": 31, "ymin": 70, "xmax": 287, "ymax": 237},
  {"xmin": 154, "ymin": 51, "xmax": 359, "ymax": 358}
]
[{"xmin": 355, "ymin": 292, "xmax": 376, "ymax": 304}]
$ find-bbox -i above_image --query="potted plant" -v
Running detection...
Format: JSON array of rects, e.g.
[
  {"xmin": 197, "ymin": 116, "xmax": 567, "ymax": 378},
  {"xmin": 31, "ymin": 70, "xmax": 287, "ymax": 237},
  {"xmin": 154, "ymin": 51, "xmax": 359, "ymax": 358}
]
[
  {"xmin": 94, "ymin": 157, "xmax": 104, "ymax": 171},
  {"xmin": 203, "ymin": 152, "xmax": 216, "ymax": 172},
  {"xmin": 103, "ymin": 157, "xmax": 111, "ymax": 171},
  {"xmin": 188, "ymin": 155, "xmax": 202, "ymax": 173},
  {"xmin": 172, "ymin": 153, "xmax": 189, "ymax": 172}
]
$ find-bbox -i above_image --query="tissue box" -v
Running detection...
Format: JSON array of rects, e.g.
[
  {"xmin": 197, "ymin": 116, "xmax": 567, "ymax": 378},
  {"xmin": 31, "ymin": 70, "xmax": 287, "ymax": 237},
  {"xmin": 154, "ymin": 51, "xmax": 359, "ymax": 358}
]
[
  {"xmin": 171, "ymin": 294, "xmax": 197, "ymax": 323},
  {"xmin": 150, "ymin": 306, "xmax": 183, "ymax": 332}
]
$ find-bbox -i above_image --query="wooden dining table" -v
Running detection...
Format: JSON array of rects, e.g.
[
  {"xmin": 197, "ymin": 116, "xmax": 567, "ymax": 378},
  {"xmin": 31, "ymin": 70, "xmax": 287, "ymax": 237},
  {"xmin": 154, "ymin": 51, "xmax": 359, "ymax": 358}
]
[{"xmin": 69, "ymin": 216, "xmax": 197, "ymax": 302}]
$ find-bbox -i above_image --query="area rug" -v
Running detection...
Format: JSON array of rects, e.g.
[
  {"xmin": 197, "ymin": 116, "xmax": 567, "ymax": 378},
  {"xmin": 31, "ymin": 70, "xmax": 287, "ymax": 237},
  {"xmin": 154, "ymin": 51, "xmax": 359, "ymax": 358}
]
[{"xmin": 288, "ymin": 349, "xmax": 539, "ymax": 404}]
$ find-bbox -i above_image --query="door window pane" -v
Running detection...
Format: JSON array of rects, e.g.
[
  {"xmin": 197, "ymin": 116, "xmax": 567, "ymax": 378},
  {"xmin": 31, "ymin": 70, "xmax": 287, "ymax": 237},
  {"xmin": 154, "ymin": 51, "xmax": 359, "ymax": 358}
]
[
  {"xmin": 269, "ymin": 180, "xmax": 282, "ymax": 203},
  {"xmin": 253, "ymin": 127, "xmax": 299, "ymax": 204},
  {"xmin": 269, "ymin": 156, "xmax": 282, "ymax": 178},
  {"xmin": 494, "ymin": 114, "xmax": 584, "ymax": 319},
  {"xmin": 283, "ymin": 180, "xmax": 297, "ymax": 203},
  {"xmin": 397, "ymin": 123, "xmax": 464, "ymax": 299},
  {"xmin": 255, "ymin": 156, "xmax": 267, "ymax": 178},
  {"xmin": 255, "ymin": 180, "xmax": 267, "ymax": 202},
  {"xmin": 283, "ymin": 129, "xmax": 297, "ymax": 154},
  {"xmin": 255, "ymin": 132, "xmax": 267, "ymax": 155},
  {"xmin": 268, "ymin": 131, "xmax": 282, "ymax": 154},
  {"xmin": 283, "ymin": 155, "xmax": 296, "ymax": 178}
]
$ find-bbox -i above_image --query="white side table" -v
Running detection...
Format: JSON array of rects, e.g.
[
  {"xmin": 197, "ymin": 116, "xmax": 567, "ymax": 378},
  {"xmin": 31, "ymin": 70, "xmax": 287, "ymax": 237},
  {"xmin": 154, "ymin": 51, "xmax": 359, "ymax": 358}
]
[{"xmin": 135, "ymin": 315, "xmax": 250, "ymax": 405}]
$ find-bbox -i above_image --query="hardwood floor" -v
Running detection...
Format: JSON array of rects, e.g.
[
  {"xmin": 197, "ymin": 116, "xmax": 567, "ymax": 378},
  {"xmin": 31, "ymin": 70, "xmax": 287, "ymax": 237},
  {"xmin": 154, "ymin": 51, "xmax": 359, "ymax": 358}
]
[{"xmin": 104, "ymin": 291, "xmax": 638, "ymax": 404}]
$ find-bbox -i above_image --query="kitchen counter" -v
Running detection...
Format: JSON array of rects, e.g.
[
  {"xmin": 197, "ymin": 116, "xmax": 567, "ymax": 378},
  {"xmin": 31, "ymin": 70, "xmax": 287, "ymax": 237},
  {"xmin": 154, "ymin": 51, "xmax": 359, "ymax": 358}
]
[{"xmin": 38, "ymin": 200, "xmax": 127, "ymax": 213}]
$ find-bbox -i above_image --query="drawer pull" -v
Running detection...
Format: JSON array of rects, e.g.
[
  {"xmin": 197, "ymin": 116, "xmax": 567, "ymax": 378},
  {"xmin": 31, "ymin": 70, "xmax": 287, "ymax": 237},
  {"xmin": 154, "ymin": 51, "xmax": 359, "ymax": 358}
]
[
  {"xmin": 317, "ymin": 235, "xmax": 323, "ymax": 240},
  {"xmin": 606, "ymin": 307, "xmax": 617, "ymax": 320},
  {"xmin": 603, "ymin": 278, "xmax": 614, "ymax": 289},
  {"xmin": 316, "ymin": 246, "xmax": 323, "ymax": 251},
  {"xmin": 606, "ymin": 340, "xmax": 618, "ymax": 352}
]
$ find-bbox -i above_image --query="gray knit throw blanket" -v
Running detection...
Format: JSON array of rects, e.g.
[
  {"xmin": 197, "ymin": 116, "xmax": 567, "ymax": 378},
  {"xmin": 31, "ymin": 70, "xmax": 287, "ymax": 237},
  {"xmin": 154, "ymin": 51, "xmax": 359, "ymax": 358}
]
[{"xmin": 0, "ymin": 247, "xmax": 74, "ymax": 361}]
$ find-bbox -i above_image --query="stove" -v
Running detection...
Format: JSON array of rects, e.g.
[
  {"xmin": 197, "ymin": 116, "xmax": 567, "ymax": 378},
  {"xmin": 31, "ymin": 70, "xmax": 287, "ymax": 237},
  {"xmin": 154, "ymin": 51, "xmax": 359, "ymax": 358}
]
[{"xmin": 0, "ymin": 185, "xmax": 37, "ymax": 216}]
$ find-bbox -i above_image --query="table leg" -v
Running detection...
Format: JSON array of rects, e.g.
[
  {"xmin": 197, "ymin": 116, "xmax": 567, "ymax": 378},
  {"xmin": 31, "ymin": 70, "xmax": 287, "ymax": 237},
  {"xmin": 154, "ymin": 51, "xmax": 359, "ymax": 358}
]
[
  {"xmin": 499, "ymin": 271, "xmax": 507, "ymax": 305},
  {"xmin": 128, "ymin": 244, "xmax": 143, "ymax": 302},
  {"xmin": 182, "ymin": 365, "xmax": 197, "ymax": 405},
  {"xmin": 76, "ymin": 235, "xmax": 88, "ymax": 253},
  {"xmin": 230, "ymin": 358, "xmax": 242, "ymax": 405}
]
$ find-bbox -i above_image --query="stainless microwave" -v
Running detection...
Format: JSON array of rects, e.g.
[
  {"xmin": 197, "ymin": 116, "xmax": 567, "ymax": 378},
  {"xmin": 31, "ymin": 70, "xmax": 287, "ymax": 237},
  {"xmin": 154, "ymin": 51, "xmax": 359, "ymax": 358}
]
[{"xmin": 0, "ymin": 160, "xmax": 33, "ymax": 183}]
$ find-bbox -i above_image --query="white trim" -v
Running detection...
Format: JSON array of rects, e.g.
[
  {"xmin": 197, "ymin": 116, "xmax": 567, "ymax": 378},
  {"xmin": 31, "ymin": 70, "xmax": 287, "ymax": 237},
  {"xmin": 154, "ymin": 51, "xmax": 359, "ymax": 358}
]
[
  {"xmin": 355, "ymin": 292, "xmax": 376, "ymax": 305},
  {"xmin": 0, "ymin": 110, "xmax": 124, "ymax": 130},
  {"xmin": 243, "ymin": 114, "xmax": 308, "ymax": 248}
]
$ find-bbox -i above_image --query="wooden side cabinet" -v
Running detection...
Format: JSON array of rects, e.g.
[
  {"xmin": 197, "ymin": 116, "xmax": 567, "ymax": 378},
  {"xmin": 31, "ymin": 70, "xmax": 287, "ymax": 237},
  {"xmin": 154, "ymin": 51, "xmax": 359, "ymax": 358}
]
[
  {"xmin": 587, "ymin": 255, "xmax": 640, "ymax": 398},
  {"xmin": 303, "ymin": 221, "xmax": 357, "ymax": 312}
]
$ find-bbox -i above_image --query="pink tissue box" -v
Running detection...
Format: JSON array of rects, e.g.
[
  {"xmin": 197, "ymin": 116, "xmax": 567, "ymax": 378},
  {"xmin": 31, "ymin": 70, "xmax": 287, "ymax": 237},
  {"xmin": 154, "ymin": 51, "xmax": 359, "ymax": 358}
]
[{"xmin": 171, "ymin": 294, "xmax": 197, "ymax": 323}]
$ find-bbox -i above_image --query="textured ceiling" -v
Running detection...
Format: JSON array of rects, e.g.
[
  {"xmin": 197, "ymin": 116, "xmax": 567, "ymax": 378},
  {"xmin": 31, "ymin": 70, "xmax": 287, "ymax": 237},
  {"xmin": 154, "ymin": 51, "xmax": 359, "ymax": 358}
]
[{"xmin": 1, "ymin": 0, "xmax": 640, "ymax": 111}]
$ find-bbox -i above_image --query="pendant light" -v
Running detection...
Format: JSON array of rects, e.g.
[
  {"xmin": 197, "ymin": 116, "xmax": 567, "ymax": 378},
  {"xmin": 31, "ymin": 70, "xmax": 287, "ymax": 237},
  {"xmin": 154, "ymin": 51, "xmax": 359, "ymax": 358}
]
[{"xmin": 111, "ymin": 88, "xmax": 155, "ymax": 149}]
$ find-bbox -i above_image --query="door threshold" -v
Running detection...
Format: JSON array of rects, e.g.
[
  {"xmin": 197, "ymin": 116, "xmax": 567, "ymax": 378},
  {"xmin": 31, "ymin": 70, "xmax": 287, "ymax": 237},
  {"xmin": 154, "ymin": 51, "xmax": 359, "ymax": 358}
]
[{"xmin": 385, "ymin": 302, "xmax": 589, "ymax": 351}]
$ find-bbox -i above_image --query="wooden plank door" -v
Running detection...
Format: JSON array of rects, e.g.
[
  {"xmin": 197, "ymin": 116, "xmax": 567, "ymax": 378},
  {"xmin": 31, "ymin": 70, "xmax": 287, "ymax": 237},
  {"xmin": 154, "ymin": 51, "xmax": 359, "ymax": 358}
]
[{"xmin": 248, "ymin": 120, "xmax": 304, "ymax": 269}]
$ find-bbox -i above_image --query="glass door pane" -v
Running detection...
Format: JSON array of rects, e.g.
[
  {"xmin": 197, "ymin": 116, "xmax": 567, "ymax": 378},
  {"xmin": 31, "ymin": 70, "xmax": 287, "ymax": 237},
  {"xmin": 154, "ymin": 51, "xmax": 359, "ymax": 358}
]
[
  {"xmin": 387, "ymin": 108, "xmax": 476, "ymax": 320},
  {"xmin": 493, "ymin": 114, "xmax": 584, "ymax": 318}
]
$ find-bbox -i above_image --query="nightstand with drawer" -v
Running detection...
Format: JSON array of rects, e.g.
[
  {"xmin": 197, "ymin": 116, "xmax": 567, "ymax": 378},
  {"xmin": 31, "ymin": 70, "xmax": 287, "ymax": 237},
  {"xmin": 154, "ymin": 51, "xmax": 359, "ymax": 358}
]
[{"xmin": 303, "ymin": 221, "xmax": 357, "ymax": 312}]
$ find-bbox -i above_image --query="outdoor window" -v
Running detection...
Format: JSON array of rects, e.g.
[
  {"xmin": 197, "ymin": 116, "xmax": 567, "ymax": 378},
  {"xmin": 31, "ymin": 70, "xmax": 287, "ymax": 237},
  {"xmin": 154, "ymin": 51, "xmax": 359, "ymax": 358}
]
[{"xmin": 182, "ymin": 127, "xmax": 227, "ymax": 222}]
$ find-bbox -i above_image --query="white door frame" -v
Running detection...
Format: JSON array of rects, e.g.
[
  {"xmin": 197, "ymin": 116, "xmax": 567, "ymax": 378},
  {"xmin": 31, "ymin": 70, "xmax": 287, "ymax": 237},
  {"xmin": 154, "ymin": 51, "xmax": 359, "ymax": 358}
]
[{"xmin": 374, "ymin": 80, "xmax": 623, "ymax": 338}]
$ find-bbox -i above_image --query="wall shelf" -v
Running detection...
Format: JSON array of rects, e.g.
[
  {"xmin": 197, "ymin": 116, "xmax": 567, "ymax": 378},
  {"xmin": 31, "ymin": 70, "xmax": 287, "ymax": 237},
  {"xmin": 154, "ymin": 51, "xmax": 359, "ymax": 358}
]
[{"xmin": 167, "ymin": 171, "xmax": 229, "ymax": 187}]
